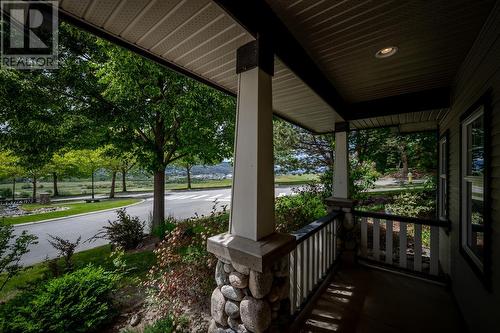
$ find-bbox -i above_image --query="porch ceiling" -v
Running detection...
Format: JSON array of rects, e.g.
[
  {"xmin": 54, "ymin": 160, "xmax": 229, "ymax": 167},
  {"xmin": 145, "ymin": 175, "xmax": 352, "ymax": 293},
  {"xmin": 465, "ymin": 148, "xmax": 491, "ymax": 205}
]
[
  {"xmin": 265, "ymin": 0, "xmax": 495, "ymax": 104},
  {"xmin": 57, "ymin": 0, "xmax": 340, "ymax": 133},
  {"xmin": 56, "ymin": 0, "xmax": 495, "ymax": 134},
  {"xmin": 350, "ymin": 108, "xmax": 448, "ymax": 131}
]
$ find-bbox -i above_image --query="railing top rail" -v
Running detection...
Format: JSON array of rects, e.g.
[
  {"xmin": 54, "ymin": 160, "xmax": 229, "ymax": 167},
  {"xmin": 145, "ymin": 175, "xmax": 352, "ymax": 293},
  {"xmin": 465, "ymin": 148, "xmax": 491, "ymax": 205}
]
[
  {"xmin": 353, "ymin": 209, "xmax": 449, "ymax": 228},
  {"xmin": 292, "ymin": 211, "xmax": 341, "ymax": 244}
]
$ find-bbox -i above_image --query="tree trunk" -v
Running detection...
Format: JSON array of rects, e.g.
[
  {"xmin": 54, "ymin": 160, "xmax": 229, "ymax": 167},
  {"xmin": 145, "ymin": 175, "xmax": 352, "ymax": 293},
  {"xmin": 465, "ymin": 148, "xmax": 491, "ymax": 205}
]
[
  {"xmin": 401, "ymin": 150, "xmax": 409, "ymax": 179},
  {"xmin": 186, "ymin": 165, "xmax": 192, "ymax": 190},
  {"xmin": 91, "ymin": 171, "xmax": 95, "ymax": 200},
  {"xmin": 53, "ymin": 172, "xmax": 59, "ymax": 197},
  {"xmin": 32, "ymin": 176, "xmax": 37, "ymax": 203},
  {"xmin": 12, "ymin": 178, "xmax": 16, "ymax": 201},
  {"xmin": 110, "ymin": 171, "xmax": 117, "ymax": 199},
  {"xmin": 152, "ymin": 169, "xmax": 165, "ymax": 229},
  {"xmin": 121, "ymin": 168, "xmax": 127, "ymax": 192}
]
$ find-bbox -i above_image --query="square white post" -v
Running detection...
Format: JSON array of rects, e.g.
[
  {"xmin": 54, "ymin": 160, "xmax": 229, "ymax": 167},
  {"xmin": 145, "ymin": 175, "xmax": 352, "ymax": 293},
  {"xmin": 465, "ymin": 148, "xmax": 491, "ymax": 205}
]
[
  {"xmin": 229, "ymin": 40, "xmax": 275, "ymax": 241},
  {"xmin": 333, "ymin": 122, "xmax": 350, "ymax": 199}
]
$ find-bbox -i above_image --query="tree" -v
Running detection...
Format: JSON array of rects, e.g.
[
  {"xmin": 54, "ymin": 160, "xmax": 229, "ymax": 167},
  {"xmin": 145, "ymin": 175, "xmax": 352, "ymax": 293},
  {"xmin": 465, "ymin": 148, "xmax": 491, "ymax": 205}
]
[
  {"xmin": 274, "ymin": 119, "xmax": 380, "ymax": 198},
  {"xmin": 172, "ymin": 156, "xmax": 202, "ymax": 190},
  {"xmin": 100, "ymin": 146, "xmax": 128, "ymax": 198},
  {"xmin": 1, "ymin": 24, "xmax": 236, "ymax": 226},
  {"xmin": 274, "ymin": 119, "xmax": 334, "ymax": 174},
  {"xmin": 65, "ymin": 149, "xmax": 105, "ymax": 200},
  {"xmin": 118, "ymin": 153, "xmax": 136, "ymax": 192},
  {"xmin": 91, "ymin": 41, "xmax": 235, "ymax": 227},
  {"xmin": 0, "ymin": 151, "xmax": 23, "ymax": 200},
  {"xmin": 46, "ymin": 152, "xmax": 82, "ymax": 197}
]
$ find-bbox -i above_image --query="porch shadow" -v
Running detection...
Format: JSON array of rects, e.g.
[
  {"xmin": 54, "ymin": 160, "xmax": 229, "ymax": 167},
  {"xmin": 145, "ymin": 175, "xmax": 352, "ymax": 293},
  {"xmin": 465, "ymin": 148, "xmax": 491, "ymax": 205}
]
[{"xmin": 298, "ymin": 264, "xmax": 467, "ymax": 333}]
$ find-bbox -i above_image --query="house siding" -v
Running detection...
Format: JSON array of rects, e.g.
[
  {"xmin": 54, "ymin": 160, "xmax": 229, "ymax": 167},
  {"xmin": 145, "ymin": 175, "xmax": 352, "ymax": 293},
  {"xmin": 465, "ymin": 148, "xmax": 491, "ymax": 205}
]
[{"xmin": 439, "ymin": 3, "xmax": 500, "ymax": 332}]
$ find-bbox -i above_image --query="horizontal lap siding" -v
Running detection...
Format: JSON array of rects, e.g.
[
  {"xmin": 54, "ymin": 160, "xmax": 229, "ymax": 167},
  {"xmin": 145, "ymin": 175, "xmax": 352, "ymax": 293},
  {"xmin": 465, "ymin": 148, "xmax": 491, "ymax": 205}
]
[{"xmin": 439, "ymin": 3, "xmax": 500, "ymax": 332}]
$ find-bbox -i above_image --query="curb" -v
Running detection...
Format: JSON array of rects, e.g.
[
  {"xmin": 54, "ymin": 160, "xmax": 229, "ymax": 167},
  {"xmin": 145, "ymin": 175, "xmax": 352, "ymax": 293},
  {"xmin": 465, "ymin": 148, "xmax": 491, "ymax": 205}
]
[{"xmin": 11, "ymin": 199, "xmax": 146, "ymax": 228}]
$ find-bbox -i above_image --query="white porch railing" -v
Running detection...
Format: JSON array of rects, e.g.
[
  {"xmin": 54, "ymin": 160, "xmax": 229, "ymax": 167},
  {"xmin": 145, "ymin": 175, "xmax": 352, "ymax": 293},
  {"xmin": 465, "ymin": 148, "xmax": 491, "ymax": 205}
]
[
  {"xmin": 354, "ymin": 210, "xmax": 450, "ymax": 277},
  {"xmin": 288, "ymin": 211, "xmax": 341, "ymax": 316}
]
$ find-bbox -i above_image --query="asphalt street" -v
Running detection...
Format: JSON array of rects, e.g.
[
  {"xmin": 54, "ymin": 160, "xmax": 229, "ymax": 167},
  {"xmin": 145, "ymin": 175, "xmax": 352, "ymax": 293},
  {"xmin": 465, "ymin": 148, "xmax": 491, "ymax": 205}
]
[{"xmin": 14, "ymin": 186, "xmax": 294, "ymax": 266}]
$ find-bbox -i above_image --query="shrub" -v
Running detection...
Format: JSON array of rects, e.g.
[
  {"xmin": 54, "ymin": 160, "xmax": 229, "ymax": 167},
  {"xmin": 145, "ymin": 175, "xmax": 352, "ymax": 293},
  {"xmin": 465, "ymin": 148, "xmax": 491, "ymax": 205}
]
[
  {"xmin": 0, "ymin": 187, "xmax": 12, "ymax": 199},
  {"xmin": 94, "ymin": 209, "xmax": 145, "ymax": 250},
  {"xmin": 143, "ymin": 317, "xmax": 175, "ymax": 333},
  {"xmin": 47, "ymin": 234, "xmax": 81, "ymax": 273},
  {"xmin": 151, "ymin": 215, "xmax": 177, "ymax": 240},
  {"xmin": 145, "ymin": 208, "xmax": 228, "ymax": 319},
  {"xmin": 0, "ymin": 265, "xmax": 119, "ymax": 333},
  {"xmin": 386, "ymin": 191, "xmax": 435, "ymax": 218},
  {"xmin": 1, "ymin": 220, "xmax": 38, "ymax": 291},
  {"xmin": 275, "ymin": 184, "xmax": 326, "ymax": 233}
]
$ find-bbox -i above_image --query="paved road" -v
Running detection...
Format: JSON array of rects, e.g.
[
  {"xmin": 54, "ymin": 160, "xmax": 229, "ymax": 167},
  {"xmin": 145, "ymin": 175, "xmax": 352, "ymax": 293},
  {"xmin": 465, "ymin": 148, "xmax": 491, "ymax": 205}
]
[{"xmin": 14, "ymin": 186, "xmax": 294, "ymax": 266}]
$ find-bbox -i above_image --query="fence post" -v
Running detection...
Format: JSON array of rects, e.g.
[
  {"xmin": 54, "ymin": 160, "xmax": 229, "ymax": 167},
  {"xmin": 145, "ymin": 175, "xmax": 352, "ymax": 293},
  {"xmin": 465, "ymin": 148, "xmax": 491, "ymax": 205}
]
[{"xmin": 325, "ymin": 197, "xmax": 356, "ymax": 264}]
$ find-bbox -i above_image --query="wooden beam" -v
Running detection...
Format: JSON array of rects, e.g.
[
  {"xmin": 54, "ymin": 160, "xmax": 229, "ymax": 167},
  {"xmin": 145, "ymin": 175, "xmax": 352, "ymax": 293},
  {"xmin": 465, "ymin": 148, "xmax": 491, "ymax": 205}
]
[
  {"xmin": 214, "ymin": 0, "xmax": 348, "ymax": 120},
  {"xmin": 347, "ymin": 87, "xmax": 450, "ymax": 120}
]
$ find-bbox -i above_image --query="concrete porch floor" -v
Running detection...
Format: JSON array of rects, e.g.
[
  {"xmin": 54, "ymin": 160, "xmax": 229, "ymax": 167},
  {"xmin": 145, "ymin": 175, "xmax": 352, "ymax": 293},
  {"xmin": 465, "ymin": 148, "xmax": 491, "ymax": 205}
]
[{"xmin": 298, "ymin": 264, "xmax": 467, "ymax": 333}]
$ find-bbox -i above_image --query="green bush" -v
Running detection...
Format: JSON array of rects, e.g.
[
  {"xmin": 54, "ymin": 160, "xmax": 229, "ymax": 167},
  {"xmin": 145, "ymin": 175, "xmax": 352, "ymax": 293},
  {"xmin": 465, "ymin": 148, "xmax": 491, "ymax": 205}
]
[
  {"xmin": 151, "ymin": 215, "xmax": 177, "ymax": 240},
  {"xmin": 0, "ymin": 265, "xmax": 119, "ymax": 333},
  {"xmin": 0, "ymin": 187, "xmax": 12, "ymax": 199},
  {"xmin": 386, "ymin": 191, "xmax": 435, "ymax": 218},
  {"xmin": 94, "ymin": 209, "xmax": 145, "ymax": 250},
  {"xmin": 143, "ymin": 317, "xmax": 175, "ymax": 333},
  {"xmin": 275, "ymin": 185, "xmax": 326, "ymax": 233}
]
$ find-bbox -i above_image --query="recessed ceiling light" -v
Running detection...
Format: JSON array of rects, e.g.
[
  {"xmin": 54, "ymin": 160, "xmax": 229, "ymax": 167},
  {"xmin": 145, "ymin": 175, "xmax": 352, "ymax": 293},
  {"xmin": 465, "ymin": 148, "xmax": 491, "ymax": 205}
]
[{"xmin": 375, "ymin": 46, "xmax": 398, "ymax": 58}]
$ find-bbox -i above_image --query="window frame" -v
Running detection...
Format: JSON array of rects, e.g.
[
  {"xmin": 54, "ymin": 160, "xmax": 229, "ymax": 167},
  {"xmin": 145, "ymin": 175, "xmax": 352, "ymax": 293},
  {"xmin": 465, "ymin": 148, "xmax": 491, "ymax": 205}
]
[
  {"xmin": 459, "ymin": 91, "xmax": 492, "ymax": 290},
  {"xmin": 438, "ymin": 131, "xmax": 449, "ymax": 222}
]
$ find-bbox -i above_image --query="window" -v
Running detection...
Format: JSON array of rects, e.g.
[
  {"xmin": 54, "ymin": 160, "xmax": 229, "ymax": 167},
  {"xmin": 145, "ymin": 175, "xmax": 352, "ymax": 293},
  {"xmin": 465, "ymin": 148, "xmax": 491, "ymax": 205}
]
[
  {"xmin": 439, "ymin": 134, "xmax": 448, "ymax": 221},
  {"xmin": 461, "ymin": 105, "xmax": 486, "ymax": 272}
]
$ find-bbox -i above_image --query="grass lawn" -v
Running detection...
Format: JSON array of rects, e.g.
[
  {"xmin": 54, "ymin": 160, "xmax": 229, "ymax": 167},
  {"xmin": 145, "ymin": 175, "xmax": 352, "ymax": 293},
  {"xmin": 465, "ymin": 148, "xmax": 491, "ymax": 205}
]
[
  {"xmin": 0, "ymin": 244, "xmax": 155, "ymax": 301},
  {"xmin": 2, "ymin": 198, "xmax": 140, "ymax": 225}
]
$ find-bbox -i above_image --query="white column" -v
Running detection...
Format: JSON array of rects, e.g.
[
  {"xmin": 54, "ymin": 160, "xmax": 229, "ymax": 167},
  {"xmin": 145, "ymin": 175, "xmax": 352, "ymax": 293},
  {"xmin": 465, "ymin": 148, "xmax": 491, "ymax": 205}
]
[
  {"xmin": 333, "ymin": 127, "xmax": 349, "ymax": 198},
  {"xmin": 230, "ymin": 66, "xmax": 274, "ymax": 241}
]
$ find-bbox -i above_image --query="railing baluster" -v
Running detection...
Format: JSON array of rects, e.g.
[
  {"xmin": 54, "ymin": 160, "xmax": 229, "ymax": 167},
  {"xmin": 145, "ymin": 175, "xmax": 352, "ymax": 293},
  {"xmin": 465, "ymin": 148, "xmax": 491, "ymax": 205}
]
[
  {"xmin": 430, "ymin": 226, "xmax": 439, "ymax": 275},
  {"xmin": 313, "ymin": 234, "xmax": 317, "ymax": 286},
  {"xmin": 326, "ymin": 223, "xmax": 330, "ymax": 267},
  {"xmin": 414, "ymin": 224, "xmax": 422, "ymax": 272},
  {"xmin": 373, "ymin": 218, "xmax": 380, "ymax": 260},
  {"xmin": 333, "ymin": 219, "xmax": 337, "ymax": 261},
  {"xmin": 303, "ymin": 238, "xmax": 311, "ymax": 298},
  {"xmin": 361, "ymin": 216, "xmax": 368, "ymax": 257},
  {"xmin": 316, "ymin": 232, "xmax": 320, "ymax": 281},
  {"xmin": 386, "ymin": 220, "xmax": 393, "ymax": 264},
  {"xmin": 352, "ymin": 211, "xmax": 447, "ymax": 281},
  {"xmin": 323, "ymin": 227, "xmax": 327, "ymax": 274},
  {"xmin": 300, "ymin": 242, "xmax": 305, "ymax": 303},
  {"xmin": 290, "ymin": 248, "xmax": 297, "ymax": 313},
  {"xmin": 399, "ymin": 222, "xmax": 407, "ymax": 269},
  {"xmin": 307, "ymin": 237, "xmax": 314, "ymax": 294},
  {"xmin": 288, "ymin": 212, "xmax": 341, "ymax": 317}
]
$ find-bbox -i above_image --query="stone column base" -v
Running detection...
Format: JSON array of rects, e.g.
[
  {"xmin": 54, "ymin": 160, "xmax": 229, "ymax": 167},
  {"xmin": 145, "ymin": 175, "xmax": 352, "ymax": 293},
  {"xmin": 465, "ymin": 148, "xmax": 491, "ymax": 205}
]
[
  {"xmin": 207, "ymin": 233, "xmax": 295, "ymax": 333},
  {"xmin": 325, "ymin": 197, "xmax": 357, "ymax": 262}
]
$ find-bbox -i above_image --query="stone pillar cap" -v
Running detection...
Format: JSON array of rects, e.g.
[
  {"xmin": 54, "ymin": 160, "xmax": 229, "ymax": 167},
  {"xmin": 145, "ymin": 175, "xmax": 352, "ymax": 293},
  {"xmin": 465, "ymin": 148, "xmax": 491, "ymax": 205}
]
[
  {"xmin": 207, "ymin": 232, "xmax": 295, "ymax": 273},
  {"xmin": 324, "ymin": 196, "xmax": 357, "ymax": 208}
]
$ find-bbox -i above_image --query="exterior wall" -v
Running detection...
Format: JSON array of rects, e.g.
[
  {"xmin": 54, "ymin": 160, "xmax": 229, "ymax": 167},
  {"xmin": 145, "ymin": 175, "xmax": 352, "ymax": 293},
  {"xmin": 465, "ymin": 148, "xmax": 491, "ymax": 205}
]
[{"xmin": 439, "ymin": 3, "xmax": 500, "ymax": 332}]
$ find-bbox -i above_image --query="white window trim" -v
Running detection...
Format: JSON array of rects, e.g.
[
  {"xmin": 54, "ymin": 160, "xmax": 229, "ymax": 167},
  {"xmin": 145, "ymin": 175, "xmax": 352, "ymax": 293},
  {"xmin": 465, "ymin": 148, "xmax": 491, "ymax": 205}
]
[
  {"xmin": 461, "ymin": 105, "xmax": 484, "ymax": 272},
  {"xmin": 439, "ymin": 136, "xmax": 447, "ymax": 221}
]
